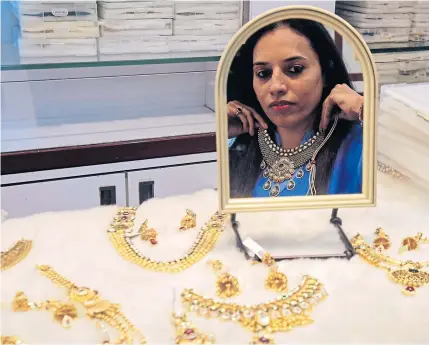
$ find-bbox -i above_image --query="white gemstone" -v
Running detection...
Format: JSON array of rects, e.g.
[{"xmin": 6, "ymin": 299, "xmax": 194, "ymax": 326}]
[
  {"xmin": 292, "ymin": 307, "xmax": 302, "ymax": 314},
  {"xmin": 107, "ymin": 228, "xmax": 116, "ymax": 233},
  {"xmin": 320, "ymin": 287, "xmax": 328, "ymax": 296},
  {"xmin": 270, "ymin": 310, "xmax": 281, "ymax": 319},
  {"xmin": 299, "ymin": 302, "xmax": 309, "ymax": 309},
  {"xmin": 290, "ymin": 300, "xmax": 297, "ymax": 306},
  {"xmin": 257, "ymin": 312, "xmax": 270, "ymax": 326},
  {"xmin": 314, "ymin": 293, "xmax": 322, "ymax": 301},
  {"xmin": 231, "ymin": 312, "xmax": 240, "ymax": 321},
  {"xmin": 298, "ymin": 297, "xmax": 304, "ymax": 303},
  {"xmin": 243, "ymin": 309, "xmax": 253, "ymax": 318},
  {"xmin": 281, "ymin": 307, "xmax": 291, "ymax": 316},
  {"xmin": 307, "ymin": 298, "xmax": 315, "ymax": 305},
  {"xmin": 303, "ymin": 293, "xmax": 309, "ymax": 298}
]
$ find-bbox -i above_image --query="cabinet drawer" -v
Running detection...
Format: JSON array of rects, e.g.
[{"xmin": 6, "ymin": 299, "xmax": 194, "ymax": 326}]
[
  {"xmin": 127, "ymin": 161, "xmax": 217, "ymax": 206},
  {"xmin": 1, "ymin": 173, "xmax": 126, "ymax": 218}
]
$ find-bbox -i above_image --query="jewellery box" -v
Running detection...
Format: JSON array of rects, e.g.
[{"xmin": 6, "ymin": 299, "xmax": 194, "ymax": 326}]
[{"xmin": 18, "ymin": 37, "xmax": 98, "ymax": 58}]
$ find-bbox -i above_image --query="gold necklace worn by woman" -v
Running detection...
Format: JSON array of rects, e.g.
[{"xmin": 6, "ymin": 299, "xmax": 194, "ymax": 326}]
[
  {"xmin": 108, "ymin": 207, "xmax": 228, "ymax": 273},
  {"xmin": 258, "ymin": 116, "xmax": 338, "ymax": 196},
  {"xmin": 351, "ymin": 234, "xmax": 429, "ymax": 295}
]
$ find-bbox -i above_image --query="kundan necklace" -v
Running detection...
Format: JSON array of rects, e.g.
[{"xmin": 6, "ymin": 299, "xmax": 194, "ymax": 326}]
[{"xmin": 258, "ymin": 116, "xmax": 338, "ymax": 197}]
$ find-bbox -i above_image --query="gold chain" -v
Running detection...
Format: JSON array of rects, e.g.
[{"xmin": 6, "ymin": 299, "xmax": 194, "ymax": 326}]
[
  {"xmin": 0, "ymin": 336, "xmax": 24, "ymax": 345},
  {"xmin": 1, "ymin": 240, "xmax": 32, "ymax": 271},
  {"xmin": 351, "ymin": 234, "xmax": 429, "ymax": 296},
  {"xmin": 107, "ymin": 208, "xmax": 228, "ymax": 273},
  {"xmin": 181, "ymin": 275, "xmax": 327, "ymax": 344},
  {"xmin": 36, "ymin": 265, "xmax": 147, "ymax": 344}
]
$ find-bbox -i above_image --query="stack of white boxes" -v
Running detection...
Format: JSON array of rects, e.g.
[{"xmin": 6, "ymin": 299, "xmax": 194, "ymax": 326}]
[
  {"xmin": 336, "ymin": 1, "xmax": 414, "ymax": 49},
  {"xmin": 97, "ymin": 0, "xmax": 174, "ymax": 59},
  {"xmin": 378, "ymin": 82, "xmax": 429, "ymax": 192},
  {"xmin": 336, "ymin": 1, "xmax": 429, "ymax": 84},
  {"xmin": 170, "ymin": 1, "xmax": 240, "ymax": 55},
  {"xmin": 15, "ymin": 0, "xmax": 99, "ymax": 63}
]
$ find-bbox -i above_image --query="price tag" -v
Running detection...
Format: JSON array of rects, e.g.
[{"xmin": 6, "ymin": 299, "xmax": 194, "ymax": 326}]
[{"xmin": 242, "ymin": 237, "xmax": 266, "ymax": 259}]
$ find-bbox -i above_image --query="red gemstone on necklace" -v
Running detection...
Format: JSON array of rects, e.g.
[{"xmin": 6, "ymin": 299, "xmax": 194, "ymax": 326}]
[
  {"xmin": 259, "ymin": 337, "xmax": 270, "ymax": 343},
  {"xmin": 150, "ymin": 238, "xmax": 157, "ymax": 245},
  {"xmin": 184, "ymin": 329, "xmax": 194, "ymax": 335},
  {"xmin": 406, "ymin": 286, "xmax": 415, "ymax": 292}
]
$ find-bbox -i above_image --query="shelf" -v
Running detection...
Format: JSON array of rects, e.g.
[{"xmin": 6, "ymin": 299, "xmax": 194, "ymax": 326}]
[
  {"xmin": 2, "ymin": 106, "xmax": 216, "ymax": 153},
  {"xmin": 1, "ymin": 43, "xmax": 221, "ymax": 70}
]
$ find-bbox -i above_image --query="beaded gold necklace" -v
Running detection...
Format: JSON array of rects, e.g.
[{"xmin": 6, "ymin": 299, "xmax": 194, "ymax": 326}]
[{"xmin": 107, "ymin": 207, "xmax": 228, "ymax": 273}]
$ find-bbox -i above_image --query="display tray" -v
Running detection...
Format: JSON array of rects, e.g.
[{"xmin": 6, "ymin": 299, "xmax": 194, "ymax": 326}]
[
  {"xmin": 1, "ymin": 173, "xmax": 429, "ymax": 344},
  {"xmin": 378, "ymin": 82, "xmax": 429, "ymax": 192}
]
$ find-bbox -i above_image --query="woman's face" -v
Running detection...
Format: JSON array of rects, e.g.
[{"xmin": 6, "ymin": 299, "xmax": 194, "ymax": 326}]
[{"xmin": 252, "ymin": 26, "xmax": 324, "ymax": 130}]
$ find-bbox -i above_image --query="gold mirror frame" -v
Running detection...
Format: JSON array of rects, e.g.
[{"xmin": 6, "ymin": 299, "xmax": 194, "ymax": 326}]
[{"xmin": 215, "ymin": 5, "xmax": 378, "ymax": 213}]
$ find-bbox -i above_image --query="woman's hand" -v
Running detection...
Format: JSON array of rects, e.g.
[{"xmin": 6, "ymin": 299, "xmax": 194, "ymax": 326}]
[
  {"xmin": 319, "ymin": 83, "xmax": 364, "ymax": 131},
  {"xmin": 227, "ymin": 101, "xmax": 268, "ymax": 138}
]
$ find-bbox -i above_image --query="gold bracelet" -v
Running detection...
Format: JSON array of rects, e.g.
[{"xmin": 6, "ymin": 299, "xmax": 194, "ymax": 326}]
[
  {"xmin": 1, "ymin": 239, "xmax": 32, "ymax": 271},
  {"xmin": 351, "ymin": 234, "xmax": 429, "ymax": 295},
  {"xmin": 108, "ymin": 208, "xmax": 228, "ymax": 273},
  {"xmin": 36, "ymin": 265, "xmax": 147, "ymax": 344},
  {"xmin": 181, "ymin": 275, "xmax": 327, "ymax": 344}
]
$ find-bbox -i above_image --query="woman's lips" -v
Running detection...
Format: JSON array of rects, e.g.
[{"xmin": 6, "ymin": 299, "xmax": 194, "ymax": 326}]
[{"xmin": 271, "ymin": 104, "xmax": 291, "ymax": 112}]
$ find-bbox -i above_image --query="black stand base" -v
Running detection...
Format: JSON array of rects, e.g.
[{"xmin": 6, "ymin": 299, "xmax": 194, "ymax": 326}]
[{"xmin": 231, "ymin": 208, "xmax": 356, "ymax": 262}]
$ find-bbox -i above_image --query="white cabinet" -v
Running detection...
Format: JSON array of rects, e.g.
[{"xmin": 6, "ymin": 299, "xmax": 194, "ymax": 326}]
[
  {"xmin": 1, "ymin": 173, "xmax": 126, "ymax": 218},
  {"xmin": 127, "ymin": 161, "xmax": 218, "ymax": 207}
]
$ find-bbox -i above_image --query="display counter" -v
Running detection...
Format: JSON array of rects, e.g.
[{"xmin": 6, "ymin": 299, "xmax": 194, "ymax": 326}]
[{"xmin": 1, "ymin": 171, "xmax": 428, "ymax": 344}]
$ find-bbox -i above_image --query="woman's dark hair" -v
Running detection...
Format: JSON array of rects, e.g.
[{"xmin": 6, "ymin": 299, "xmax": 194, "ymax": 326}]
[{"xmin": 228, "ymin": 19, "xmax": 355, "ymax": 198}]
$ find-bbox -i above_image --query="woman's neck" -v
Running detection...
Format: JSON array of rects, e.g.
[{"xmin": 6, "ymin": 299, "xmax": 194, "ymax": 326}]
[{"xmin": 276, "ymin": 119, "xmax": 314, "ymax": 149}]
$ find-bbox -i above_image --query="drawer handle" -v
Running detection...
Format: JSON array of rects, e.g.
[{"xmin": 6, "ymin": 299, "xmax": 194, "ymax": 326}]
[
  {"xmin": 139, "ymin": 181, "xmax": 154, "ymax": 204},
  {"xmin": 99, "ymin": 186, "xmax": 116, "ymax": 206}
]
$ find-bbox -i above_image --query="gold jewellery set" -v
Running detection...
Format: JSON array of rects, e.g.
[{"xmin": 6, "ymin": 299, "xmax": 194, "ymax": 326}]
[
  {"xmin": 351, "ymin": 228, "xmax": 429, "ymax": 296},
  {"xmin": 9, "ymin": 265, "xmax": 147, "ymax": 345},
  {"xmin": 176, "ymin": 252, "xmax": 328, "ymax": 345},
  {"xmin": 108, "ymin": 207, "xmax": 227, "ymax": 273}
]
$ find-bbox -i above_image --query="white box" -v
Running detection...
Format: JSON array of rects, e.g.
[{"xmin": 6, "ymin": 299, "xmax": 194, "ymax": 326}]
[
  {"xmin": 98, "ymin": 36, "xmax": 169, "ymax": 54},
  {"xmin": 174, "ymin": 2, "xmax": 240, "ymax": 20},
  {"xmin": 173, "ymin": 18, "xmax": 240, "ymax": 36},
  {"xmin": 18, "ymin": 38, "xmax": 97, "ymax": 57},
  {"xmin": 98, "ymin": 1, "xmax": 174, "ymax": 19},
  {"xmin": 378, "ymin": 82, "xmax": 429, "ymax": 191},
  {"xmin": 100, "ymin": 19, "xmax": 172, "ymax": 37}
]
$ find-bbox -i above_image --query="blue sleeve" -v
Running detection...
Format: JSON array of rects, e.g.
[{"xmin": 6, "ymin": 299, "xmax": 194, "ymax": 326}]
[
  {"xmin": 228, "ymin": 137, "xmax": 236, "ymax": 149},
  {"xmin": 328, "ymin": 123, "xmax": 363, "ymax": 194}
]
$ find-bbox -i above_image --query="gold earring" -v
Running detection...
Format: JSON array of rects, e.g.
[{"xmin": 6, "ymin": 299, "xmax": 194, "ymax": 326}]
[
  {"xmin": 179, "ymin": 209, "xmax": 196, "ymax": 231},
  {"xmin": 373, "ymin": 227, "xmax": 391, "ymax": 253},
  {"xmin": 207, "ymin": 260, "xmax": 240, "ymax": 298},
  {"xmin": 399, "ymin": 232, "xmax": 429, "ymax": 254},
  {"xmin": 262, "ymin": 253, "xmax": 288, "ymax": 293},
  {"xmin": 172, "ymin": 311, "xmax": 215, "ymax": 344},
  {"xmin": 139, "ymin": 219, "xmax": 158, "ymax": 245}
]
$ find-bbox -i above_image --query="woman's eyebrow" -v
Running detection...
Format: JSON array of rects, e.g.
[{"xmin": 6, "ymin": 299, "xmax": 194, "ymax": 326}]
[{"xmin": 253, "ymin": 55, "xmax": 307, "ymax": 66}]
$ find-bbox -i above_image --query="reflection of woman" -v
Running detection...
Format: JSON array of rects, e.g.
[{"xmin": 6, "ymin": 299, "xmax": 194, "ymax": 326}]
[{"xmin": 227, "ymin": 19, "xmax": 364, "ymax": 198}]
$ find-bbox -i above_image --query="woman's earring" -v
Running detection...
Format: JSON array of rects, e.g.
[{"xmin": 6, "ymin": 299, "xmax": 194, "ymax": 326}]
[
  {"xmin": 262, "ymin": 253, "xmax": 288, "ymax": 293},
  {"xmin": 207, "ymin": 260, "xmax": 240, "ymax": 299},
  {"xmin": 372, "ymin": 227, "xmax": 391, "ymax": 253},
  {"xmin": 399, "ymin": 232, "xmax": 428, "ymax": 254},
  {"xmin": 139, "ymin": 219, "xmax": 158, "ymax": 245},
  {"xmin": 179, "ymin": 209, "xmax": 196, "ymax": 231}
]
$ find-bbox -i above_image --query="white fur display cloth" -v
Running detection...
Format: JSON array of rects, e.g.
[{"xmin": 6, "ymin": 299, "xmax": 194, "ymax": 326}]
[{"xmin": 1, "ymin": 172, "xmax": 429, "ymax": 344}]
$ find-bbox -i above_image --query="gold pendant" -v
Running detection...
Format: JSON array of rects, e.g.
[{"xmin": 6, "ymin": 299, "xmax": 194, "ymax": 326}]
[
  {"xmin": 1, "ymin": 239, "xmax": 32, "ymax": 271},
  {"xmin": 388, "ymin": 267, "xmax": 429, "ymax": 296},
  {"xmin": 173, "ymin": 312, "xmax": 215, "ymax": 344}
]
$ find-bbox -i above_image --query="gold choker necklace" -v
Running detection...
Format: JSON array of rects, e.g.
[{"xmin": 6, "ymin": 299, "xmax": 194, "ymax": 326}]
[
  {"xmin": 258, "ymin": 117, "xmax": 338, "ymax": 196},
  {"xmin": 108, "ymin": 208, "xmax": 228, "ymax": 273},
  {"xmin": 351, "ymin": 234, "xmax": 429, "ymax": 295}
]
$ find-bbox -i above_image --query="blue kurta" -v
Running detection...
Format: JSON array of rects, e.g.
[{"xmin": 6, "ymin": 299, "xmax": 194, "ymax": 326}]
[{"xmin": 229, "ymin": 123, "xmax": 362, "ymax": 197}]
